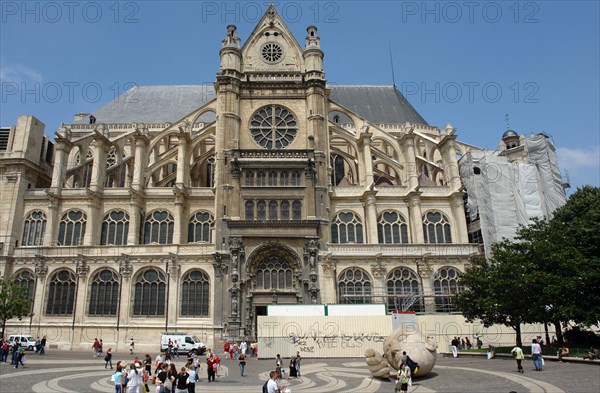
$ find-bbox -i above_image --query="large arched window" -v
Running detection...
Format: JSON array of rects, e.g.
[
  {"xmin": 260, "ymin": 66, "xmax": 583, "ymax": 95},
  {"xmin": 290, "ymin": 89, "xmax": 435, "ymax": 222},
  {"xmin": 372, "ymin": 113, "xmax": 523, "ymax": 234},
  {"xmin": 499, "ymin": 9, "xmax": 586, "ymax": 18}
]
[
  {"xmin": 433, "ymin": 267, "xmax": 463, "ymax": 312},
  {"xmin": 257, "ymin": 200, "xmax": 266, "ymax": 220},
  {"xmin": 57, "ymin": 210, "xmax": 87, "ymax": 246},
  {"xmin": 13, "ymin": 269, "xmax": 35, "ymax": 314},
  {"xmin": 188, "ymin": 212, "xmax": 214, "ymax": 243},
  {"xmin": 423, "ymin": 211, "xmax": 452, "ymax": 243},
  {"xmin": 331, "ymin": 211, "xmax": 364, "ymax": 243},
  {"xmin": 133, "ymin": 269, "xmax": 167, "ymax": 316},
  {"xmin": 22, "ymin": 211, "xmax": 47, "ymax": 246},
  {"xmin": 100, "ymin": 210, "xmax": 129, "ymax": 246},
  {"xmin": 143, "ymin": 210, "xmax": 174, "ymax": 244},
  {"xmin": 269, "ymin": 200, "xmax": 278, "ymax": 220},
  {"xmin": 256, "ymin": 256, "xmax": 293, "ymax": 290},
  {"xmin": 181, "ymin": 270, "xmax": 210, "ymax": 317},
  {"xmin": 46, "ymin": 269, "xmax": 76, "ymax": 316},
  {"xmin": 338, "ymin": 268, "xmax": 372, "ymax": 303},
  {"xmin": 292, "ymin": 200, "xmax": 302, "ymax": 220},
  {"xmin": 386, "ymin": 268, "xmax": 423, "ymax": 313},
  {"xmin": 245, "ymin": 201, "xmax": 254, "ymax": 220},
  {"xmin": 280, "ymin": 200, "xmax": 290, "ymax": 220},
  {"xmin": 378, "ymin": 211, "xmax": 409, "ymax": 244},
  {"xmin": 89, "ymin": 269, "xmax": 119, "ymax": 316}
]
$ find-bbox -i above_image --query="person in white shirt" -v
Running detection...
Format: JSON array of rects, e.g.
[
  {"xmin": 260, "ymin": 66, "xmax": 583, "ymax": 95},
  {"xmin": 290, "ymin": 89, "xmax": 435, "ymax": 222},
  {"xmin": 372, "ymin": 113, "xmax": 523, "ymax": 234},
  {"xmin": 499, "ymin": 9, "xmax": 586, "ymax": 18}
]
[
  {"xmin": 531, "ymin": 339, "xmax": 543, "ymax": 371},
  {"xmin": 267, "ymin": 370, "xmax": 282, "ymax": 393},
  {"xmin": 127, "ymin": 363, "xmax": 143, "ymax": 393},
  {"xmin": 240, "ymin": 340, "xmax": 248, "ymax": 356}
]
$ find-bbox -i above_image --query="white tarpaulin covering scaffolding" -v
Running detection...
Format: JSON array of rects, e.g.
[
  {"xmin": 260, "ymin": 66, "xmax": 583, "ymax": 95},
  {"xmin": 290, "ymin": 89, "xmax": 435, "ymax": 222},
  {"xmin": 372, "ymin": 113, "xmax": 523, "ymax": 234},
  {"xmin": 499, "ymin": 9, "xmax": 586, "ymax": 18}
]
[{"xmin": 460, "ymin": 134, "xmax": 566, "ymax": 257}]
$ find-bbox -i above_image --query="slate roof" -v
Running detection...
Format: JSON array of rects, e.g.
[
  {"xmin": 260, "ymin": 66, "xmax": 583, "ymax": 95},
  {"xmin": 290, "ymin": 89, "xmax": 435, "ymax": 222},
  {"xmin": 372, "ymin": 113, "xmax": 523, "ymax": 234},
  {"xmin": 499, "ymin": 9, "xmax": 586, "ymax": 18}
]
[{"xmin": 79, "ymin": 84, "xmax": 427, "ymax": 125}]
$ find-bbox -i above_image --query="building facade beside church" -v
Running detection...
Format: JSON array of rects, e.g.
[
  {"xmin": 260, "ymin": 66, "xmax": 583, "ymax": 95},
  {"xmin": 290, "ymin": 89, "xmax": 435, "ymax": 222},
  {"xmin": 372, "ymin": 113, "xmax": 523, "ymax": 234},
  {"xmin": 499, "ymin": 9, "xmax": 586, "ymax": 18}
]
[{"xmin": 2, "ymin": 6, "xmax": 564, "ymax": 350}]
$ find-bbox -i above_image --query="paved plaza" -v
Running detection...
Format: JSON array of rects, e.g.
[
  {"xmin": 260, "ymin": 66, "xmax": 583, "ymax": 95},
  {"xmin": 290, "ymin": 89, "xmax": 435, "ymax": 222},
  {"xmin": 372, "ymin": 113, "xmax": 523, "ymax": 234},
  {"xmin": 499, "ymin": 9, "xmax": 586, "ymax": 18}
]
[{"xmin": 0, "ymin": 351, "xmax": 598, "ymax": 392}]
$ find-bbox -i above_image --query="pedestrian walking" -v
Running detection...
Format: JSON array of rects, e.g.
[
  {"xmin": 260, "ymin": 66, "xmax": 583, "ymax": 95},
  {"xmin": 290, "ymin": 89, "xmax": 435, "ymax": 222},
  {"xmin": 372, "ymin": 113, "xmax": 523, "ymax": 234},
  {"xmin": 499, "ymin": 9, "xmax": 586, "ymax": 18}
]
[
  {"xmin": 105, "ymin": 348, "xmax": 113, "ymax": 369},
  {"xmin": 238, "ymin": 353, "xmax": 246, "ymax": 376},
  {"xmin": 531, "ymin": 339, "xmax": 543, "ymax": 371},
  {"xmin": 295, "ymin": 351, "xmax": 302, "ymax": 376},
  {"xmin": 511, "ymin": 345, "xmax": 525, "ymax": 373},
  {"xmin": 93, "ymin": 338, "xmax": 101, "ymax": 357}
]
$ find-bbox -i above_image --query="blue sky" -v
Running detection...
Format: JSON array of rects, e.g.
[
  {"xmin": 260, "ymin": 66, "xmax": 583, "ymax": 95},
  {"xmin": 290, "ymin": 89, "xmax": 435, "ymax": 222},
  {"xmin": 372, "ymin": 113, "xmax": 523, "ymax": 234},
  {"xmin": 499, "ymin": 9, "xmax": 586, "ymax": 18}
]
[{"xmin": 1, "ymin": 0, "xmax": 598, "ymax": 189}]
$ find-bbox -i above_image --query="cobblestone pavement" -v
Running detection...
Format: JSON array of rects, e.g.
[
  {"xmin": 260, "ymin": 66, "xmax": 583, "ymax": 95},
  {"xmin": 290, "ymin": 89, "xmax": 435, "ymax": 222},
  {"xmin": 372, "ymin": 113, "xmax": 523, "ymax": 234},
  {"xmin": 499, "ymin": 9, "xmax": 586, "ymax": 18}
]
[{"xmin": 0, "ymin": 351, "xmax": 598, "ymax": 392}]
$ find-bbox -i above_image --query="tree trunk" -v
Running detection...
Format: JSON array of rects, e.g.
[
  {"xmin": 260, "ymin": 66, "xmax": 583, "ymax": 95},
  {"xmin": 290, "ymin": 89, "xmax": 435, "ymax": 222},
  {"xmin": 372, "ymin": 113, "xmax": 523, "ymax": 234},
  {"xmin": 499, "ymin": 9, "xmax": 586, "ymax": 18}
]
[
  {"xmin": 553, "ymin": 320, "xmax": 564, "ymax": 346},
  {"xmin": 513, "ymin": 323, "xmax": 523, "ymax": 347},
  {"xmin": 544, "ymin": 322, "xmax": 551, "ymax": 346}
]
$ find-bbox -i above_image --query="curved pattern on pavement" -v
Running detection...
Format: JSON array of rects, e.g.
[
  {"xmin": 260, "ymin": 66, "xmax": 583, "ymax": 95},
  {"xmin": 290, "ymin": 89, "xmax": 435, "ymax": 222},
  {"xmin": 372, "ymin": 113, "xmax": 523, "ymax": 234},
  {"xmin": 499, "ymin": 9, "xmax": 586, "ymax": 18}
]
[{"xmin": 1, "ymin": 360, "xmax": 569, "ymax": 392}]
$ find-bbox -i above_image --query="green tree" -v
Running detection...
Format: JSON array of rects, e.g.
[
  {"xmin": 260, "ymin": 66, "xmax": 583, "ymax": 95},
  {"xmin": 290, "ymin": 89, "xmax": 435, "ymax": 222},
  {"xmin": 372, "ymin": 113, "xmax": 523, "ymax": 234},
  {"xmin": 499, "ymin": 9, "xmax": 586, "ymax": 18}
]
[
  {"xmin": 0, "ymin": 277, "xmax": 31, "ymax": 338},
  {"xmin": 456, "ymin": 246, "xmax": 540, "ymax": 347}
]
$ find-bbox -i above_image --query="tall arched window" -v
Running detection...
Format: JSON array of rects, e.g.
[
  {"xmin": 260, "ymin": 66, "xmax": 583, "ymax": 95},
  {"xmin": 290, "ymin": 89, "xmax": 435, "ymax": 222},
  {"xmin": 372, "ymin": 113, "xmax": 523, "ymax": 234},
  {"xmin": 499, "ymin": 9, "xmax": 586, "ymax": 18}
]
[
  {"xmin": 181, "ymin": 270, "xmax": 210, "ymax": 317},
  {"xmin": 433, "ymin": 267, "xmax": 463, "ymax": 312},
  {"xmin": 13, "ymin": 270, "xmax": 35, "ymax": 314},
  {"xmin": 46, "ymin": 269, "xmax": 76, "ymax": 316},
  {"xmin": 331, "ymin": 211, "xmax": 364, "ymax": 243},
  {"xmin": 256, "ymin": 257, "xmax": 293, "ymax": 290},
  {"xmin": 257, "ymin": 200, "xmax": 266, "ymax": 220},
  {"xmin": 423, "ymin": 211, "xmax": 452, "ymax": 243},
  {"xmin": 338, "ymin": 268, "xmax": 372, "ymax": 303},
  {"xmin": 280, "ymin": 200, "xmax": 290, "ymax": 220},
  {"xmin": 245, "ymin": 201, "xmax": 254, "ymax": 220},
  {"xmin": 269, "ymin": 201, "xmax": 278, "ymax": 220},
  {"xmin": 378, "ymin": 211, "xmax": 409, "ymax": 244},
  {"xmin": 22, "ymin": 211, "xmax": 46, "ymax": 246},
  {"xmin": 143, "ymin": 210, "xmax": 174, "ymax": 244},
  {"xmin": 205, "ymin": 156, "xmax": 215, "ymax": 187},
  {"xmin": 331, "ymin": 154, "xmax": 345, "ymax": 186},
  {"xmin": 101, "ymin": 211, "xmax": 129, "ymax": 245},
  {"xmin": 89, "ymin": 269, "xmax": 119, "ymax": 316},
  {"xmin": 133, "ymin": 269, "xmax": 166, "ymax": 316},
  {"xmin": 57, "ymin": 210, "xmax": 87, "ymax": 246},
  {"xmin": 292, "ymin": 200, "xmax": 302, "ymax": 220},
  {"xmin": 386, "ymin": 268, "xmax": 423, "ymax": 312},
  {"xmin": 188, "ymin": 212, "xmax": 214, "ymax": 243}
]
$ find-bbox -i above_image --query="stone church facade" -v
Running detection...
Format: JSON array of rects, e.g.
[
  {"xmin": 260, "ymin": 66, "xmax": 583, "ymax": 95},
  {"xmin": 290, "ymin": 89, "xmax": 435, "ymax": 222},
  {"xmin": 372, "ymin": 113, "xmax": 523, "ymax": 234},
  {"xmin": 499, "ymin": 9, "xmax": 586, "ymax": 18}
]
[{"xmin": 0, "ymin": 6, "xmax": 480, "ymax": 349}]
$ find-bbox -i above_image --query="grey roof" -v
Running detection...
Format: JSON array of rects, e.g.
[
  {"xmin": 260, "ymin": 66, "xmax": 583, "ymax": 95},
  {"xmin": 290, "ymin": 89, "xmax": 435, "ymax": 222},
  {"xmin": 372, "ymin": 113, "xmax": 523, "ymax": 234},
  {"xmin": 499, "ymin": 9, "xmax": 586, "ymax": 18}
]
[
  {"xmin": 80, "ymin": 84, "xmax": 427, "ymax": 125},
  {"xmin": 78, "ymin": 85, "xmax": 216, "ymax": 124},
  {"xmin": 329, "ymin": 85, "xmax": 428, "ymax": 125}
]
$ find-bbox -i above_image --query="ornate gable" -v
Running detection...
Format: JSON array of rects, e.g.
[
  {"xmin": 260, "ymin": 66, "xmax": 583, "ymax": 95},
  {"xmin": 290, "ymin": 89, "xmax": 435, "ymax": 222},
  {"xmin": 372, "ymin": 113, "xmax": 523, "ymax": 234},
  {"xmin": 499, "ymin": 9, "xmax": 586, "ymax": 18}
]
[{"xmin": 241, "ymin": 5, "xmax": 304, "ymax": 73}]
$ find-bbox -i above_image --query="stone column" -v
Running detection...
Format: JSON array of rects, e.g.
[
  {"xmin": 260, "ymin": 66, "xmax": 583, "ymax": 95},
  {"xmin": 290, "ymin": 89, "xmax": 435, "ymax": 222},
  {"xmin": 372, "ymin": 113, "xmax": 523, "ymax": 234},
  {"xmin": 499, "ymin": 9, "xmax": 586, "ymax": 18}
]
[
  {"xmin": 166, "ymin": 256, "xmax": 180, "ymax": 327},
  {"xmin": 50, "ymin": 140, "xmax": 71, "ymax": 193},
  {"xmin": 417, "ymin": 257, "xmax": 436, "ymax": 313},
  {"xmin": 43, "ymin": 194, "xmax": 60, "ymax": 246},
  {"xmin": 117, "ymin": 258, "xmax": 133, "ymax": 351},
  {"xmin": 228, "ymin": 238, "xmax": 242, "ymax": 337},
  {"xmin": 450, "ymin": 193, "xmax": 469, "ymax": 243},
  {"xmin": 359, "ymin": 131, "xmax": 374, "ymax": 187},
  {"xmin": 173, "ymin": 188, "xmax": 188, "ymax": 245},
  {"xmin": 407, "ymin": 192, "xmax": 424, "ymax": 243},
  {"xmin": 131, "ymin": 131, "xmax": 149, "ymax": 192},
  {"xmin": 400, "ymin": 132, "xmax": 419, "ymax": 189},
  {"xmin": 73, "ymin": 257, "xmax": 90, "ymax": 349},
  {"xmin": 363, "ymin": 191, "xmax": 379, "ymax": 244},
  {"xmin": 32, "ymin": 257, "xmax": 48, "ymax": 327},
  {"xmin": 89, "ymin": 133, "xmax": 110, "ymax": 193},
  {"xmin": 176, "ymin": 130, "xmax": 190, "ymax": 186},
  {"xmin": 438, "ymin": 135, "xmax": 461, "ymax": 191}
]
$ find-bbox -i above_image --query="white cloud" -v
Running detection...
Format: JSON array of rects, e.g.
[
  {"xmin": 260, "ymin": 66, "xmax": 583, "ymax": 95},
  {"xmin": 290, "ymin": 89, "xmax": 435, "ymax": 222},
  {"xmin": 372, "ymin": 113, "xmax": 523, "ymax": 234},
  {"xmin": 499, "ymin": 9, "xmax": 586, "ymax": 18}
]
[
  {"xmin": 557, "ymin": 145, "xmax": 600, "ymax": 169},
  {"xmin": 0, "ymin": 63, "xmax": 43, "ymax": 84}
]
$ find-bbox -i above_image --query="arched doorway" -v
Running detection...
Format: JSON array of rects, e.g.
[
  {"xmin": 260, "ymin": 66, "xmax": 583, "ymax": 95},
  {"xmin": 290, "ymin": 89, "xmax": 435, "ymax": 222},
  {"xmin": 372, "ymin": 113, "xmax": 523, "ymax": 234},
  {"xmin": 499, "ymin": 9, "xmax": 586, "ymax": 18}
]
[{"xmin": 244, "ymin": 242, "xmax": 302, "ymax": 337}]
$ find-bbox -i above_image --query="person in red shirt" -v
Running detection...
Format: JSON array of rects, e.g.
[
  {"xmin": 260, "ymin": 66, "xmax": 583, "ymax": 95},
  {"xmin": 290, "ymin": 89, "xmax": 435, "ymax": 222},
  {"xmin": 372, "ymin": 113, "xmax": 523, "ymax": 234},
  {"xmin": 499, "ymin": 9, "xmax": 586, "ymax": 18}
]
[{"xmin": 224, "ymin": 341, "xmax": 230, "ymax": 359}]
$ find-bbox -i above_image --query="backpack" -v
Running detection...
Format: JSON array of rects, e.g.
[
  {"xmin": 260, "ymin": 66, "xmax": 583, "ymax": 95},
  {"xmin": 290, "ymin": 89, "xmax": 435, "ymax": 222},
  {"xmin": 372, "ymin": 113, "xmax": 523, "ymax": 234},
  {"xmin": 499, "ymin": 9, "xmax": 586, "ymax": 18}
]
[
  {"xmin": 405, "ymin": 356, "xmax": 419, "ymax": 375},
  {"xmin": 262, "ymin": 380, "xmax": 269, "ymax": 393}
]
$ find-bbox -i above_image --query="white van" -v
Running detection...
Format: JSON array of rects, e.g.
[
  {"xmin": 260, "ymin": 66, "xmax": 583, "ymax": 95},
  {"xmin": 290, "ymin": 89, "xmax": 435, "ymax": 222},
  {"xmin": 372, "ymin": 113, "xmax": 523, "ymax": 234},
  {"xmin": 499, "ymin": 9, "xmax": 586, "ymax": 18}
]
[
  {"xmin": 8, "ymin": 335, "xmax": 36, "ymax": 351},
  {"xmin": 160, "ymin": 333, "xmax": 206, "ymax": 355}
]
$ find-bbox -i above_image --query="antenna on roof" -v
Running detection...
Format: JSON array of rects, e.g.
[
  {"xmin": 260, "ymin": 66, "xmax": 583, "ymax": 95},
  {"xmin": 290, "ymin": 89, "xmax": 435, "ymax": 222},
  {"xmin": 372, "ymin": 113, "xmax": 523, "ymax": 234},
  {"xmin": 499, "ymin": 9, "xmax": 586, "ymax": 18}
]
[
  {"xmin": 505, "ymin": 113, "xmax": 511, "ymax": 129},
  {"xmin": 389, "ymin": 44, "xmax": 396, "ymax": 88}
]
